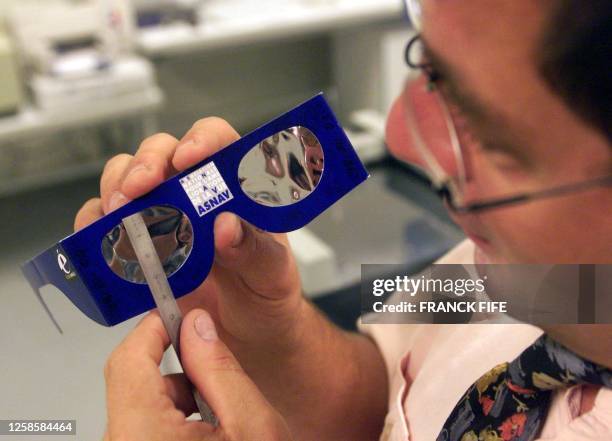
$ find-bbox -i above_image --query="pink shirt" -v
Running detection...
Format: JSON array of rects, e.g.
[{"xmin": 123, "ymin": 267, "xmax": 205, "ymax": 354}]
[{"xmin": 359, "ymin": 240, "xmax": 612, "ymax": 441}]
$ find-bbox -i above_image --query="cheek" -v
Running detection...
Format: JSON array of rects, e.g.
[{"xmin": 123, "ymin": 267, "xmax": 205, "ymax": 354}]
[
  {"xmin": 482, "ymin": 209, "xmax": 546, "ymax": 262},
  {"xmin": 480, "ymin": 195, "xmax": 608, "ymax": 263}
]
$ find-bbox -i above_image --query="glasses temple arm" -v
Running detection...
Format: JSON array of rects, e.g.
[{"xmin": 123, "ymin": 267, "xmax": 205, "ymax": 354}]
[
  {"xmin": 21, "ymin": 260, "xmax": 64, "ymax": 334},
  {"xmin": 447, "ymin": 175, "xmax": 612, "ymax": 214}
]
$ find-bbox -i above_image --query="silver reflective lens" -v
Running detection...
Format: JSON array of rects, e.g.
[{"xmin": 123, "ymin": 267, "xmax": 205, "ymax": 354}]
[
  {"xmin": 238, "ymin": 126, "xmax": 324, "ymax": 207},
  {"xmin": 102, "ymin": 206, "xmax": 194, "ymax": 283}
]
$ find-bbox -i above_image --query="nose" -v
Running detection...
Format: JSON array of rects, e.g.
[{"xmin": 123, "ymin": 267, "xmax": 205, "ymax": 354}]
[
  {"xmin": 386, "ymin": 84, "xmax": 428, "ymax": 169},
  {"xmin": 386, "ymin": 76, "xmax": 461, "ymax": 179}
]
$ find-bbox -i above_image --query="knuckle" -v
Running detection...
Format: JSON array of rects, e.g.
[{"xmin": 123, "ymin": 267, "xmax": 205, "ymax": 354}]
[
  {"xmin": 216, "ymin": 431, "xmax": 234, "ymax": 441},
  {"xmin": 102, "ymin": 153, "xmax": 131, "ymax": 175},
  {"xmin": 261, "ymin": 414, "xmax": 290, "ymax": 441},
  {"xmin": 77, "ymin": 197, "xmax": 98, "ymax": 215},
  {"xmin": 135, "ymin": 151, "xmax": 162, "ymax": 167},
  {"xmin": 104, "ymin": 349, "xmax": 124, "ymax": 381},
  {"xmin": 84, "ymin": 197, "xmax": 101, "ymax": 209},
  {"xmin": 258, "ymin": 410, "xmax": 283, "ymax": 430},
  {"xmin": 100, "ymin": 155, "xmax": 132, "ymax": 193},
  {"xmin": 223, "ymin": 410, "xmax": 287, "ymax": 441},
  {"xmin": 253, "ymin": 230, "xmax": 291, "ymax": 267},
  {"xmin": 209, "ymin": 354, "xmax": 242, "ymax": 374},
  {"xmin": 139, "ymin": 132, "xmax": 177, "ymax": 150},
  {"xmin": 75, "ymin": 198, "xmax": 100, "ymax": 222},
  {"xmin": 74, "ymin": 198, "xmax": 101, "ymax": 229},
  {"xmin": 186, "ymin": 128, "xmax": 207, "ymax": 145},
  {"xmin": 192, "ymin": 116, "xmax": 229, "ymax": 129},
  {"xmin": 192, "ymin": 117, "xmax": 238, "ymax": 139}
]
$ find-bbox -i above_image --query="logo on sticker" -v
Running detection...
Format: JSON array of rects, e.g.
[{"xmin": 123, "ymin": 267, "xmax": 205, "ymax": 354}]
[
  {"xmin": 180, "ymin": 162, "xmax": 234, "ymax": 217},
  {"xmin": 57, "ymin": 249, "xmax": 77, "ymax": 281}
]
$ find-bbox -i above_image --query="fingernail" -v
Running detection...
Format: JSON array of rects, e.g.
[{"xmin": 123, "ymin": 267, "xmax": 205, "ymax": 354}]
[
  {"xmin": 108, "ymin": 191, "xmax": 129, "ymax": 212},
  {"xmin": 176, "ymin": 138, "xmax": 196, "ymax": 155},
  {"xmin": 230, "ymin": 215, "xmax": 244, "ymax": 247},
  {"xmin": 194, "ymin": 313, "xmax": 217, "ymax": 341}
]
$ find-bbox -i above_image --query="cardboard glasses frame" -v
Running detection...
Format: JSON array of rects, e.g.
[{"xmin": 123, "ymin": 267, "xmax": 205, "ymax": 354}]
[{"xmin": 21, "ymin": 94, "xmax": 369, "ymax": 330}]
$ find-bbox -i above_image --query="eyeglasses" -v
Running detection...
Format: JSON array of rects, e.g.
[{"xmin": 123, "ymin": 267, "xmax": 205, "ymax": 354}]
[
  {"xmin": 22, "ymin": 94, "xmax": 369, "ymax": 329},
  {"xmin": 402, "ymin": 0, "xmax": 612, "ymax": 213}
]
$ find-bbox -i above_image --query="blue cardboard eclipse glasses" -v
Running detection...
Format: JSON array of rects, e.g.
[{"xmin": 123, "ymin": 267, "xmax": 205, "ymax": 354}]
[{"xmin": 22, "ymin": 94, "xmax": 369, "ymax": 328}]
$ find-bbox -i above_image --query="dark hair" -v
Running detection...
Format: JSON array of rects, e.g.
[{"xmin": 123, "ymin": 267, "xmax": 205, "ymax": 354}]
[{"xmin": 538, "ymin": 0, "xmax": 612, "ymax": 143}]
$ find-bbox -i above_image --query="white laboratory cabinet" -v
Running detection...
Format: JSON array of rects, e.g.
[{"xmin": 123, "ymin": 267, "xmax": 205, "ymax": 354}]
[{"xmin": 0, "ymin": 0, "xmax": 409, "ymax": 196}]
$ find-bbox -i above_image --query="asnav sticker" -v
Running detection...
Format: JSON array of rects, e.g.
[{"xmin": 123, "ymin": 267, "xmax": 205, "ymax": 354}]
[{"xmin": 180, "ymin": 162, "xmax": 234, "ymax": 217}]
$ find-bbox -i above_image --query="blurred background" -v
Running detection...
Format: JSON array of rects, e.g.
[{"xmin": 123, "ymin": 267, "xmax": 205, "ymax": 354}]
[{"xmin": 0, "ymin": 0, "xmax": 463, "ymax": 439}]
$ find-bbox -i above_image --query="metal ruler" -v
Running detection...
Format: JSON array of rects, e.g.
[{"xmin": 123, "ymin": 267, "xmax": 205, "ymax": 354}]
[{"xmin": 122, "ymin": 213, "xmax": 217, "ymax": 426}]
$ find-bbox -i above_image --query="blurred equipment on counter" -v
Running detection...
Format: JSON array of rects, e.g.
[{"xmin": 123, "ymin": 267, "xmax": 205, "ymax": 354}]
[
  {"xmin": 6, "ymin": 0, "xmax": 154, "ymax": 110},
  {"xmin": 0, "ymin": 1, "xmax": 162, "ymax": 196},
  {"xmin": 8, "ymin": 1, "xmax": 133, "ymax": 76},
  {"xmin": 0, "ymin": 29, "xmax": 22, "ymax": 115},
  {"xmin": 29, "ymin": 57, "xmax": 155, "ymax": 110},
  {"xmin": 132, "ymin": 0, "xmax": 204, "ymax": 28}
]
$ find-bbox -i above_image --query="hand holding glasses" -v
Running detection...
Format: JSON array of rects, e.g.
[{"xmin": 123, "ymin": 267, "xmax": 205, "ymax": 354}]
[{"xmin": 22, "ymin": 94, "xmax": 368, "ymax": 329}]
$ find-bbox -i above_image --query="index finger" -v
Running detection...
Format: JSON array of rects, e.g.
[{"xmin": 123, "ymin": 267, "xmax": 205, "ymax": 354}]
[
  {"xmin": 172, "ymin": 117, "xmax": 240, "ymax": 171},
  {"xmin": 105, "ymin": 313, "xmax": 170, "ymax": 386}
]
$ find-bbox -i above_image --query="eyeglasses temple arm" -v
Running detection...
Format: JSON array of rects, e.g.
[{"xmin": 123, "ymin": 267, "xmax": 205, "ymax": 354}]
[
  {"xmin": 21, "ymin": 259, "xmax": 64, "ymax": 334},
  {"xmin": 448, "ymin": 175, "xmax": 612, "ymax": 214}
]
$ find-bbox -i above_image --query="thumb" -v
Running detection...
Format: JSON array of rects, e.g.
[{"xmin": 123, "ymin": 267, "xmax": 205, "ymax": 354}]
[
  {"xmin": 213, "ymin": 212, "xmax": 298, "ymax": 299},
  {"xmin": 180, "ymin": 309, "xmax": 290, "ymax": 438}
]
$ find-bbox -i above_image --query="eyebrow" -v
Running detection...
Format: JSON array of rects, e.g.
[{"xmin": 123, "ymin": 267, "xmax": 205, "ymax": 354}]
[
  {"xmin": 420, "ymin": 37, "xmax": 492, "ymax": 124},
  {"xmin": 419, "ymin": 36, "xmax": 530, "ymax": 160}
]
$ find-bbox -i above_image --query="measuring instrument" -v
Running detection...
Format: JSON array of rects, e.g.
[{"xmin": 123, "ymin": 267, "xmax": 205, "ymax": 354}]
[{"xmin": 122, "ymin": 213, "xmax": 217, "ymax": 426}]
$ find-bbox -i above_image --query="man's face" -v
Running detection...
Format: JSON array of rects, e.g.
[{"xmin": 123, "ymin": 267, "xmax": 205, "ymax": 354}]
[{"xmin": 386, "ymin": 0, "xmax": 612, "ymax": 263}]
